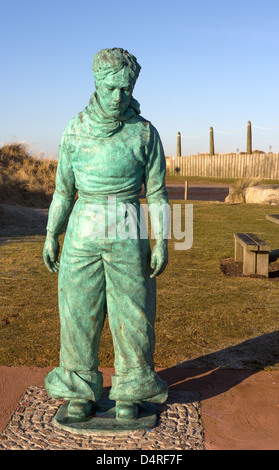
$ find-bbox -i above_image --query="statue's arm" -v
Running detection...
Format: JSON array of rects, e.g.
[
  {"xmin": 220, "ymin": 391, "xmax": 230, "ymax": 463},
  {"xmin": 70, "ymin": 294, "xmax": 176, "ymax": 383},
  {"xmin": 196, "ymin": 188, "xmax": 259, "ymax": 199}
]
[
  {"xmin": 144, "ymin": 125, "xmax": 170, "ymax": 278},
  {"xmin": 43, "ymin": 135, "xmax": 77, "ymax": 273}
]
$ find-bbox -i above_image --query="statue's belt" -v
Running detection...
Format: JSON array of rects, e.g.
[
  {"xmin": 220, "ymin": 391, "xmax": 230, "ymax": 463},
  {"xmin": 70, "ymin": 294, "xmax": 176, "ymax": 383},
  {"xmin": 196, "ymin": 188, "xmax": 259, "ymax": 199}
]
[{"xmin": 78, "ymin": 191, "xmax": 140, "ymax": 204}]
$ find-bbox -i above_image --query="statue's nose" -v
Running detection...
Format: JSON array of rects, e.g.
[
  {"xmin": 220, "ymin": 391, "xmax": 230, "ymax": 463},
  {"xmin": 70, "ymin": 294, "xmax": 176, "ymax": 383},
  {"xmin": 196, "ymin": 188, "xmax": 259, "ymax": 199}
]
[{"xmin": 114, "ymin": 89, "xmax": 122, "ymax": 102}]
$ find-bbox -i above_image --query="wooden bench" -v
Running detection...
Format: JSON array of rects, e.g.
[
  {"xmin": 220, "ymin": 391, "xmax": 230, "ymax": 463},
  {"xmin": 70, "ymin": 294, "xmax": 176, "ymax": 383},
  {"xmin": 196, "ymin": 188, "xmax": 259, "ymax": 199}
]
[
  {"xmin": 234, "ymin": 233, "xmax": 271, "ymax": 277},
  {"xmin": 266, "ymin": 214, "xmax": 279, "ymax": 225}
]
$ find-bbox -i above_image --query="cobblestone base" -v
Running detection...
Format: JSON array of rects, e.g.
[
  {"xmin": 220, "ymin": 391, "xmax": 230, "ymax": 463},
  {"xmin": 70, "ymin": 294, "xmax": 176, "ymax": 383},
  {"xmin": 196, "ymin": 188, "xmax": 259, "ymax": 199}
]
[{"xmin": 0, "ymin": 386, "xmax": 204, "ymax": 450}]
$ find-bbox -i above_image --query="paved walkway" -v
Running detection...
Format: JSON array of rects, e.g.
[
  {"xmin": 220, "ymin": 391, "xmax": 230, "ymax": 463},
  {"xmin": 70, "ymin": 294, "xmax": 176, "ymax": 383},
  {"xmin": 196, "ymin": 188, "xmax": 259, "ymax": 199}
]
[
  {"xmin": 166, "ymin": 183, "xmax": 230, "ymax": 202},
  {"xmin": 0, "ymin": 366, "xmax": 278, "ymax": 450}
]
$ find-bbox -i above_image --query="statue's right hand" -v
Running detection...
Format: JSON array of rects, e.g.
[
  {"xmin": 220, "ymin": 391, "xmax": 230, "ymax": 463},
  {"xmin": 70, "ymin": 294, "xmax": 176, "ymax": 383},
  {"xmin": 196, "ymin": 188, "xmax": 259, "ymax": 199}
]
[{"xmin": 43, "ymin": 234, "xmax": 60, "ymax": 273}]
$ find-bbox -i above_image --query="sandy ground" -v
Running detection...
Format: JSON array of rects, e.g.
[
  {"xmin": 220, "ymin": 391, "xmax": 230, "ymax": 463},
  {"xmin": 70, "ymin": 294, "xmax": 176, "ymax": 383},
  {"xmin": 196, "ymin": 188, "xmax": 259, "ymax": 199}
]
[{"xmin": 0, "ymin": 366, "xmax": 278, "ymax": 450}]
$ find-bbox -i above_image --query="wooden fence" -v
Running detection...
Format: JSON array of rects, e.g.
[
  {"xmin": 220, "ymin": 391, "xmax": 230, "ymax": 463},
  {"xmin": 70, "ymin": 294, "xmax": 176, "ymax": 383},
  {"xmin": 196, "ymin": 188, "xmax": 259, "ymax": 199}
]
[{"xmin": 167, "ymin": 153, "xmax": 279, "ymax": 179}]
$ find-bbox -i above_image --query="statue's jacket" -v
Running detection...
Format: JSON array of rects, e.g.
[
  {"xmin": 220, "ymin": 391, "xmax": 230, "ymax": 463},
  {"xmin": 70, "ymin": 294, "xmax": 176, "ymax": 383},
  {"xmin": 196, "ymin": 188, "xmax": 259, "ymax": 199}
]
[{"xmin": 45, "ymin": 94, "xmax": 169, "ymax": 404}]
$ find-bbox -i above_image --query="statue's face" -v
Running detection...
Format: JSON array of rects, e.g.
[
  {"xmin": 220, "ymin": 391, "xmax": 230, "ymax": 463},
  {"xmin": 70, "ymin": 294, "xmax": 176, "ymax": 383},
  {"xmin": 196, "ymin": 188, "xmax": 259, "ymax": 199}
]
[{"xmin": 96, "ymin": 67, "xmax": 135, "ymax": 118}]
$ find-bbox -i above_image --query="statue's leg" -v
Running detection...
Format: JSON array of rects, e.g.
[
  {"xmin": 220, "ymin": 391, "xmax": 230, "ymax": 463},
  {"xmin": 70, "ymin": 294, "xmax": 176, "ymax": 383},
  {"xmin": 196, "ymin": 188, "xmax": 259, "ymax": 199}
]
[
  {"xmin": 45, "ymin": 244, "xmax": 107, "ymax": 415},
  {"xmin": 103, "ymin": 238, "xmax": 168, "ymax": 416}
]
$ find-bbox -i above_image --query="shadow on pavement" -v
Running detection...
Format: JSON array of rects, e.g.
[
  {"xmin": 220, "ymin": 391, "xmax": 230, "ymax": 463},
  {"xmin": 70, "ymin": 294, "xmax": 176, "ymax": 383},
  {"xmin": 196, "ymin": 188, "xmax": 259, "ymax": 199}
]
[{"xmin": 158, "ymin": 331, "xmax": 279, "ymax": 401}]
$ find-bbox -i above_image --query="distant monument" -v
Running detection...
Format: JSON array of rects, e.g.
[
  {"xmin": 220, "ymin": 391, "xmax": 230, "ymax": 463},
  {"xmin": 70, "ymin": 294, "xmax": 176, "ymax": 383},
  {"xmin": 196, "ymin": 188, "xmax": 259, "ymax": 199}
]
[{"xmin": 42, "ymin": 48, "xmax": 169, "ymax": 430}]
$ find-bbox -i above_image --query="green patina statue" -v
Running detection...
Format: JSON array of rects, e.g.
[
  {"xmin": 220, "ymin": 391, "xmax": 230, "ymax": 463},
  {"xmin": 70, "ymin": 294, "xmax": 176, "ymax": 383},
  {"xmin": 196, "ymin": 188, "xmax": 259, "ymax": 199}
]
[{"xmin": 43, "ymin": 48, "xmax": 169, "ymax": 425}]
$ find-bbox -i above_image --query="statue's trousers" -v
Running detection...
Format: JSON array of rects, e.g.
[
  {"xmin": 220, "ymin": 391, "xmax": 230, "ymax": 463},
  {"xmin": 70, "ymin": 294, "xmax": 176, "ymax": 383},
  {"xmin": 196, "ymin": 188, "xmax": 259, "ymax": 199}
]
[{"xmin": 45, "ymin": 198, "xmax": 168, "ymax": 403}]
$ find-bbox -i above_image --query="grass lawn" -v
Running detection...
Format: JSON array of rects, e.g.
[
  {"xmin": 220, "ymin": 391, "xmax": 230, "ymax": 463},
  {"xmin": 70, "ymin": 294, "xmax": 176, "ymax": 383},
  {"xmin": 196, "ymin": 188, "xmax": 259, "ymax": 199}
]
[{"xmin": 1, "ymin": 200, "xmax": 279, "ymax": 369}]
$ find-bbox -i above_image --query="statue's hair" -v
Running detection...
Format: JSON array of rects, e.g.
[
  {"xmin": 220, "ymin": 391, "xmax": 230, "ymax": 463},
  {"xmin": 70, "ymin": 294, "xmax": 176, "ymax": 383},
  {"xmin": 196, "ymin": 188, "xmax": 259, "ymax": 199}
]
[{"xmin": 92, "ymin": 48, "xmax": 141, "ymax": 84}]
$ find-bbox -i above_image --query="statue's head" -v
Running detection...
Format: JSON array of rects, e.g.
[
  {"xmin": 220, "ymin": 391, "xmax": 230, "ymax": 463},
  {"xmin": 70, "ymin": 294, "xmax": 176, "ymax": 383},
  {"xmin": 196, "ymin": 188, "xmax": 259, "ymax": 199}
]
[{"xmin": 92, "ymin": 48, "xmax": 141, "ymax": 118}]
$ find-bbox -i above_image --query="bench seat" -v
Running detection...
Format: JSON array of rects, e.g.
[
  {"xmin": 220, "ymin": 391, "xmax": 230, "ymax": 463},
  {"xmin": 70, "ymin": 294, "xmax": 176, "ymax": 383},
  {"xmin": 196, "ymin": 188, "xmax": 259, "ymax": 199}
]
[{"xmin": 266, "ymin": 214, "xmax": 279, "ymax": 225}]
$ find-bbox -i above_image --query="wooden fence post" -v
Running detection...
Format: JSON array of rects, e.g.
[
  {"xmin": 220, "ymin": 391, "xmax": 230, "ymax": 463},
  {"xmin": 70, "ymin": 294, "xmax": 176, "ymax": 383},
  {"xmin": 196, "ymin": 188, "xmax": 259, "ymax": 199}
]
[
  {"xmin": 184, "ymin": 181, "xmax": 188, "ymax": 200},
  {"xmin": 210, "ymin": 127, "xmax": 215, "ymax": 156},
  {"xmin": 247, "ymin": 121, "xmax": 252, "ymax": 154},
  {"xmin": 177, "ymin": 132, "xmax": 181, "ymax": 157}
]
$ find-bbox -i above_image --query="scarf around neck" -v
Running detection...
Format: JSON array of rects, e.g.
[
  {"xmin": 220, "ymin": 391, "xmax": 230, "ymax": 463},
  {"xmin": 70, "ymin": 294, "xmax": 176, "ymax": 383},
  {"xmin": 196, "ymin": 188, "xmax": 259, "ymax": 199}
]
[{"xmin": 85, "ymin": 91, "xmax": 141, "ymax": 138}]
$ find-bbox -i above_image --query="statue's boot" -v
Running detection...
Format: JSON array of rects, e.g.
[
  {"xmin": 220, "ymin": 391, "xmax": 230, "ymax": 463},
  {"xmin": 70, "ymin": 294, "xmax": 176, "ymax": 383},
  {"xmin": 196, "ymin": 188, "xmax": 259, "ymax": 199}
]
[
  {"xmin": 146, "ymin": 387, "xmax": 168, "ymax": 404},
  {"xmin": 67, "ymin": 399, "xmax": 95, "ymax": 419},
  {"xmin": 116, "ymin": 402, "xmax": 138, "ymax": 421},
  {"xmin": 115, "ymin": 385, "xmax": 167, "ymax": 421}
]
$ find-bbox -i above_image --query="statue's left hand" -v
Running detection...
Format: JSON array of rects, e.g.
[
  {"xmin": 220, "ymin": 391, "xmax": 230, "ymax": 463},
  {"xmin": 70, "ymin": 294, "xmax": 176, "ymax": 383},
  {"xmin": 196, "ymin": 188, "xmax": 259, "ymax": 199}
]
[
  {"xmin": 43, "ymin": 234, "xmax": 60, "ymax": 273},
  {"xmin": 150, "ymin": 240, "xmax": 168, "ymax": 278}
]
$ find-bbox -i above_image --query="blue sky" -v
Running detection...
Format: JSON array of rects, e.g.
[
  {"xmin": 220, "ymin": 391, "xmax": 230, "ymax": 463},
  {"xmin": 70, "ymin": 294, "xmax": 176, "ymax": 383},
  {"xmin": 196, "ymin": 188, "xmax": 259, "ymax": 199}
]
[{"xmin": 0, "ymin": 0, "xmax": 278, "ymax": 157}]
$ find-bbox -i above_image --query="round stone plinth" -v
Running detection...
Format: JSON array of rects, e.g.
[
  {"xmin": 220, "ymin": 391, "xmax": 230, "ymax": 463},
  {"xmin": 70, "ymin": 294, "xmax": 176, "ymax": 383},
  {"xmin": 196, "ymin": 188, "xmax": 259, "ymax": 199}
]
[{"xmin": 54, "ymin": 398, "xmax": 157, "ymax": 434}]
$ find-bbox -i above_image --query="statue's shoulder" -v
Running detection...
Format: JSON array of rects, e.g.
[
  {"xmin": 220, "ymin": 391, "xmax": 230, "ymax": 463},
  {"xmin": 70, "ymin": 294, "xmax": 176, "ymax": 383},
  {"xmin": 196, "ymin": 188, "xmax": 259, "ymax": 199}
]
[
  {"xmin": 133, "ymin": 114, "xmax": 151, "ymax": 126},
  {"xmin": 135, "ymin": 116, "xmax": 162, "ymax": 146},
  {"xmin": 63, "ymin": 110, "xmax": 86, "ymax": 136},
  {"xmin": 59, "ymin": 111, "xmax": 86, "ymax": 154},
  {"xmin": 132, "ymin": 114, "xmax": 159, "ymax": 136}
]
